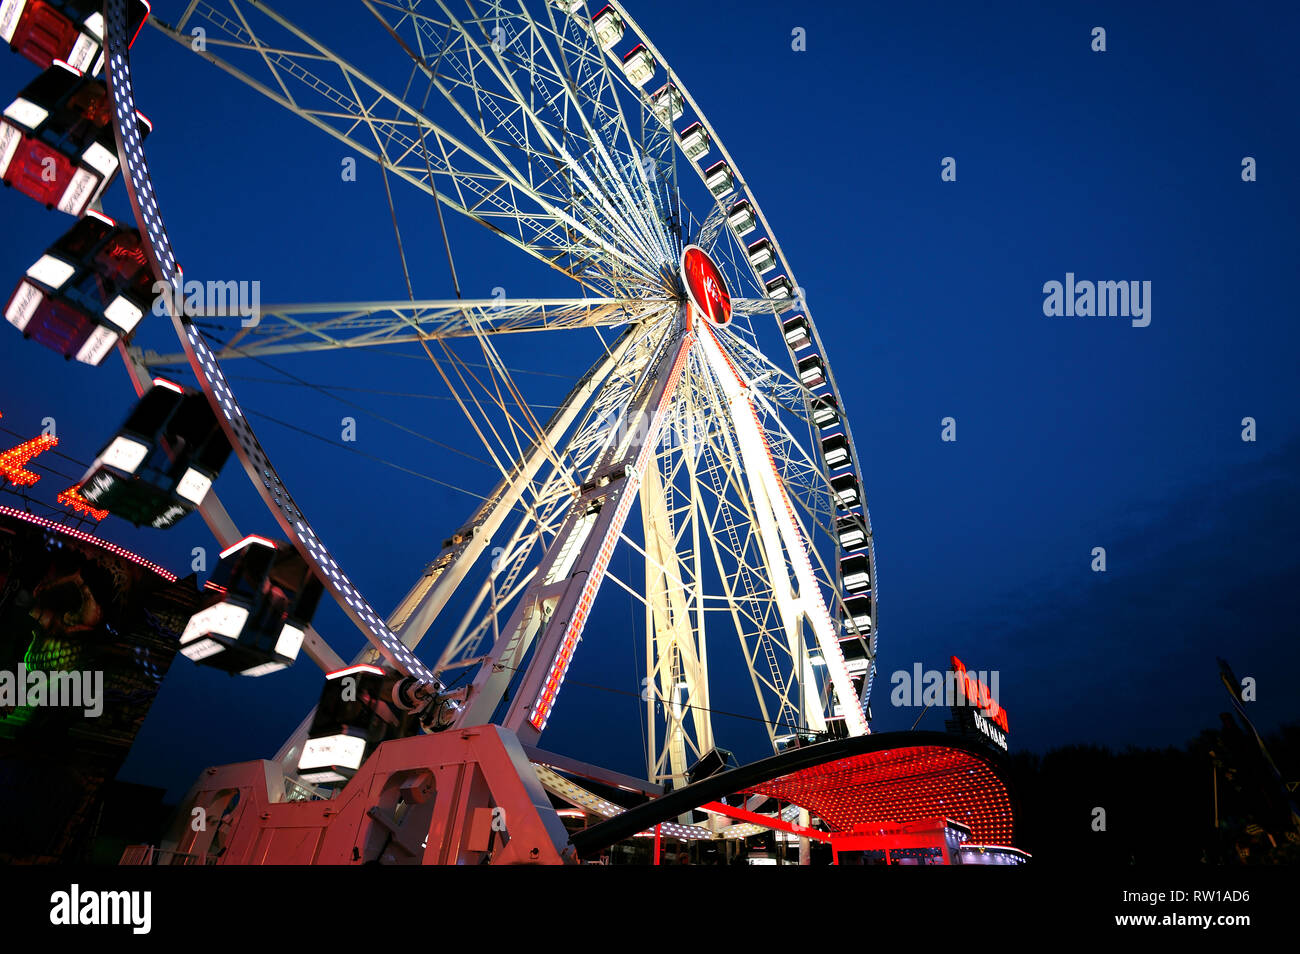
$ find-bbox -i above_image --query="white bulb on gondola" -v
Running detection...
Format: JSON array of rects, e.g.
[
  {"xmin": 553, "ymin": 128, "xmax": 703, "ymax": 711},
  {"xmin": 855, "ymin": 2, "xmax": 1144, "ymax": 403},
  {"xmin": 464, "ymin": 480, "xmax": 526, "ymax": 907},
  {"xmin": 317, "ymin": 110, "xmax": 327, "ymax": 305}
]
[
  {"xmin": 26, "ymin": 254, "xmax": 75, "ymax": 289},
  {"xmin": 100, "ymin": 435, "xmax": 149, "ymax": 474}
]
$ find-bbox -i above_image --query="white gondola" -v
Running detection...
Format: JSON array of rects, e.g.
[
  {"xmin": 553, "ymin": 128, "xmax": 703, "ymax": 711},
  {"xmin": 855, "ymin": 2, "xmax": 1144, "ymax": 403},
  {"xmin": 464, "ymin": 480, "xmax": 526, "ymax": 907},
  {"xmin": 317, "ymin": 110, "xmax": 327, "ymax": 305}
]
[
  {"xmin": 297, "ymin": 665, "xmax": 424, "ymax": 785},
  {"xmin": 831, "ymin": 473, "xmax": 860, "ymax": 509},
  {"xmin": 836, "ymin": 513, "xmax": 868, "ymax": 550},
  {"xmin": 765, "ymin": 274, "xmax": 793, "ymax": 299},
  {"xmin": 178, "ymin": 536, "xmax": 322, "ymax": 676},
  {"xmin": 727, "ymin": 200, "xmax": 756, "ymax": 237},
  {"xmin": 80, "ymin": 378, "xmax": 231, "ymax": 528},
  {"xmin": 782, "ymin": 314, "xmax": 810, "ymax": 349},
  {"xmin": 842, "ymin": 595, "xmax": 874, "ymax": 635},
  {"xmin": 840, "ymin": 553, "xmax": 872, "ymax": 593},
  {"xmin": 840, "ymin": 635, "xmax": 871, "ymax": 670},
  {"xmin": 746, "ymin": 238, "xmax": 776, "ymax": 274},
  {"xmin": 811, "ymin": 394, "xmax": 839, "ymax": 427},
  {"xmin": 821, "ymin": 433, "xmax": 853, "ymax": 470},
  {"xmin": 651, "ymin": 82, "xmax": 683, "ymax": 122},
  {"xmin": 798, "ymin": 354, "xmax": 825, "ymax": 388},
  {"xmin": 676, "ymin": 120, "xmax": 709, "ymax": 160},
  {"xmin": 703, "ymin": 160, "xmax": 733, "ymax": 197},
  {"xmin": 590, "ymin": 4, "xmax": 624, "ymax": 50},
  {"xmin": 621, "ymin": 43, "xmax": 655, "ymax": 87}
]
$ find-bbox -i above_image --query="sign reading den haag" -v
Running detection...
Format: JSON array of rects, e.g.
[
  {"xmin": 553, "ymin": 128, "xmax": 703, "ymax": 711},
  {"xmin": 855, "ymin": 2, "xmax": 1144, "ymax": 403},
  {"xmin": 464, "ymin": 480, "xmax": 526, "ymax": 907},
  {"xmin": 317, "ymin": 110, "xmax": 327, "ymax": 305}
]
[{"xmin": 946, "ymin": 656, "xmax": 1009, "ymax": 751}]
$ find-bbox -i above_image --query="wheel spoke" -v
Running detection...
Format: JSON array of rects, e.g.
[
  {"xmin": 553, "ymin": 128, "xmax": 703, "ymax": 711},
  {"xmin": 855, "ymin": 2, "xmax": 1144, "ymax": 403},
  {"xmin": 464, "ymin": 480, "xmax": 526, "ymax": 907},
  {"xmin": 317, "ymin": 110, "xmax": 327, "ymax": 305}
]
[
  {"xmin": 421, "ymin": 313, "xmax": 677, "ymax": 671},
  {"xmin": 137, "ymin": 296, "xmax": 670, "ymax": 363},
  {"xmin": 364, "ymin": 1, "xmax": 669, "ymax": 273},
  {"xmin": 153, "ymin": 2, "xmax": 654, "ymax": 293}
]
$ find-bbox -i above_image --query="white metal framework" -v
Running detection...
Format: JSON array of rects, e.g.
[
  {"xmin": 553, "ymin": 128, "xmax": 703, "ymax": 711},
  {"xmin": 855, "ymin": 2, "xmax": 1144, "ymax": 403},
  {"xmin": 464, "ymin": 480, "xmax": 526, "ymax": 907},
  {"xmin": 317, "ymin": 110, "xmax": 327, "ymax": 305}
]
[{"xmin": 104, "ymin": 0, "xmax": 880, "ymax": 788}]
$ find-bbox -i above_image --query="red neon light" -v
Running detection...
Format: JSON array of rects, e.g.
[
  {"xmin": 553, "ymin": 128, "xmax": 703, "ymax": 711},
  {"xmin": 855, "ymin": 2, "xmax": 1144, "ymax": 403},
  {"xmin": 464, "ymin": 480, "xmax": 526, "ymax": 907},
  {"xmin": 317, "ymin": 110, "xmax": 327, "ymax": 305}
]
[
  {"xmin": 106, "ymin": 239, "xmax": 149, "ymax": 268},
  {"xmin": 129, "ymin": 2, "xmax": 153, "ymax": 49},
  {"xmin": 0, "ymin": 425, "xmax": 58, "ymax": 487},
  {"xmin": 950, "ymin": 656, "xmax": 1008, "ymax": 732},
  {"xmin": 57, "ymin": 483, "xmax": 109, "ymax": 522}
]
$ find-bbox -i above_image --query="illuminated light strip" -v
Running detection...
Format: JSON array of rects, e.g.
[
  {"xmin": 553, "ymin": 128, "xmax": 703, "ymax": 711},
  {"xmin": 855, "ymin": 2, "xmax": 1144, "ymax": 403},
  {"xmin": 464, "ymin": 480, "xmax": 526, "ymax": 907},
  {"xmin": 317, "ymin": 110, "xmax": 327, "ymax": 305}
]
[
  {"xmin": 102, "ymin": 0, "xmax": 441, "ymax": 689},
  {"xmin": 0, "ymin": 505, "xmax": 175, "ymax": 580},
  {"xmin": 528, "ymin": 333, "xmax": 695, "ymax": 732},
  {"xmin": 218, "ymin": 533, "xmax": 277, "ymax": 559},
  {"xmin": 533, "ymin": 764, "xmax": 623, "ymax": 818},
  {"xmin": 633, "ymin": 825, "xmax": 712, "ymax": 840},
  {"xmin": 151, "ymin": 376, "xmax": 183, "ymax": 394},
  {"xmin": 699, "ymin": 310, "xmax": 747, "ymax": 387},
  {"xmin": 962, "ymin": 844, "xmax": 1031, "ymax": 859},
  {"xmin": 326, "ymin": 663, "xmax": 386, "ymax": 681},
  {"xmin": 57, "ymin": 483, "xmax": 109, "ymax": 521},
  {"xmin": 697, "ymin": 325, "xmax": 869, "ymax": 736},
  {"xmin": 719, "ymin": 823, "xmax": 766, "ymax": 839}
]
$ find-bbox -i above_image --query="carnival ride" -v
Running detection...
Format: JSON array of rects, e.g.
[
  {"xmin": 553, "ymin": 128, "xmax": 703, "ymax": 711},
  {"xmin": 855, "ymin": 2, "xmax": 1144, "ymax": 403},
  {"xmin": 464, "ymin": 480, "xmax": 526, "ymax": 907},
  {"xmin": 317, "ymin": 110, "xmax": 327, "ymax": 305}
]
[{"xmin": 1, "ymin": 0, "xmax": 1020, "ymax": 864}]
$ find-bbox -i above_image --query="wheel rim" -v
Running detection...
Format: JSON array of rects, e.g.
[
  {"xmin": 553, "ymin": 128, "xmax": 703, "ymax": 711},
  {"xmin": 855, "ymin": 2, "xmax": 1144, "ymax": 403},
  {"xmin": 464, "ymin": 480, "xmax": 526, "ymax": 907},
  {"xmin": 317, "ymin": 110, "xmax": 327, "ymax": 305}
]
[{"xmin": 103, "ymin": 0, "xmax": 879, "ymax": 781}]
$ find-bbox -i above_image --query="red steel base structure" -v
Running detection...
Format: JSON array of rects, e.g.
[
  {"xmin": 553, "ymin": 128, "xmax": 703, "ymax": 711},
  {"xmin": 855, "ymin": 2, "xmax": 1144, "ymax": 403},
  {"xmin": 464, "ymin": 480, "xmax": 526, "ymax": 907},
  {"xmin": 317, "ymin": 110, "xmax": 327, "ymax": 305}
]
[{"xmin": 158, "ymin": 726, "xmax": 574, "ymax": 865}]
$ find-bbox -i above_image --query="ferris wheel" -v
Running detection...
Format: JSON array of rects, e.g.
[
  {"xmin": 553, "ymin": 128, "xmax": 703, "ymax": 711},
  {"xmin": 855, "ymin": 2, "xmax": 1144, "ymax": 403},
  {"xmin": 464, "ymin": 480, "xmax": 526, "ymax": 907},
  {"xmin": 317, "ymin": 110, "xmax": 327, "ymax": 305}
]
[{"xmin": 89, "ymin": 0, "xmax": 879, "ymax": 788}]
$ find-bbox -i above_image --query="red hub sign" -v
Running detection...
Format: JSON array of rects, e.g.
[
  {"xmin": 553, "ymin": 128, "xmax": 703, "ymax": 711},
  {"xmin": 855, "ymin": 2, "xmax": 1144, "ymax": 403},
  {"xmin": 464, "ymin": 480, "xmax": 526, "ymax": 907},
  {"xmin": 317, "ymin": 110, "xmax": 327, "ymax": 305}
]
[{"xmin": 680, "ymin": 244, "xmax": 731, "ymax": 325}]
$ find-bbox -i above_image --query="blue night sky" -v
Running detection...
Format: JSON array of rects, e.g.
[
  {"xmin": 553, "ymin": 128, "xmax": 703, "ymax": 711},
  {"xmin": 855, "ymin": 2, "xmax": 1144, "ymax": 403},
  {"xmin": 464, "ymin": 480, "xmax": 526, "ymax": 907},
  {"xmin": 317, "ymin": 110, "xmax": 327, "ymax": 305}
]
[{"xmin": 1, "ymin": 1, "xmax": 1297, "ymax": 799}]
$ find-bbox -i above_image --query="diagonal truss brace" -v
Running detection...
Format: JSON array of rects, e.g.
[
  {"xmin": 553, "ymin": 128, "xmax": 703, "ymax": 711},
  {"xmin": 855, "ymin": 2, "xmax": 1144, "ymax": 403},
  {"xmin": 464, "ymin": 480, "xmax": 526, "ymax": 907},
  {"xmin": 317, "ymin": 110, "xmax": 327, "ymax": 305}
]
[{"xmin": 456, "ymin": 317, "xmax": 694, "ymax": 742}]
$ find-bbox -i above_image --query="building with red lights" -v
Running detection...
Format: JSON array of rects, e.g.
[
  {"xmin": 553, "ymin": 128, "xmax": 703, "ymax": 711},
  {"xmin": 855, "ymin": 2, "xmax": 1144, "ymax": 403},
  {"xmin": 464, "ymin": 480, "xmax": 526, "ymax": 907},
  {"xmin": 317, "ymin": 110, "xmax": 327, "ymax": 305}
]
[{"xmin": 567, "ymin": 731, "xmax": 1027, "ymax": 865}]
